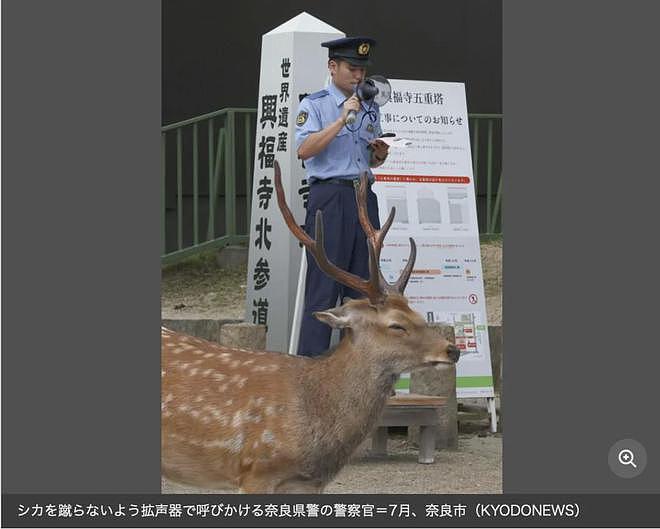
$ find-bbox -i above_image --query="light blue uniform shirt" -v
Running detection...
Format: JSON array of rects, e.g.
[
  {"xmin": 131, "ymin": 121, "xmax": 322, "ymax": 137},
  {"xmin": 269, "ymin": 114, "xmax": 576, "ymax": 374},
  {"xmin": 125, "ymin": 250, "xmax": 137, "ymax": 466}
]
[{"xmin": 295, "ymin": 81, "xmax": 383, "ymax": 182}]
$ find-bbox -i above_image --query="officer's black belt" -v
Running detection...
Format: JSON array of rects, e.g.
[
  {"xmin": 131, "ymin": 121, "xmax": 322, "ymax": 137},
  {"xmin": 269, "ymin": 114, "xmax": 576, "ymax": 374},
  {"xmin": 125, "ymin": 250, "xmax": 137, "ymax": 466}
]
[{"xmin": 311, "ymin": 177, "xmax": 372, "ymax": 188}]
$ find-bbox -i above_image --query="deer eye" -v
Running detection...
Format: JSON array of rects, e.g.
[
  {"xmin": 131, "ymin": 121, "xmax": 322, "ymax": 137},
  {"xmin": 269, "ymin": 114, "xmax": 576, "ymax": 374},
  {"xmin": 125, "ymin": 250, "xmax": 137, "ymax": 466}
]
[{"xmin": 389, "ymin": 324, "xmax": 407, "ymax": 332}]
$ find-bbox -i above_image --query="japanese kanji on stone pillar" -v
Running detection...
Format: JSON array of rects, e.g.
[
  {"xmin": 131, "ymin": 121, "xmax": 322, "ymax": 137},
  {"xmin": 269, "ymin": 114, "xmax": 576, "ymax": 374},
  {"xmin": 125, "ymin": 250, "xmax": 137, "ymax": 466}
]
[{"xmin": 245, "ymin": 13, "xmax": 343, "ymax": 351}]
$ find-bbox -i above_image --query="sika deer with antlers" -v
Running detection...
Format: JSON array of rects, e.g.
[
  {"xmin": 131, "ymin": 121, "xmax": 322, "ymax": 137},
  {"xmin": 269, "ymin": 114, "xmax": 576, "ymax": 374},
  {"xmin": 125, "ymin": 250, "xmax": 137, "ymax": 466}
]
[{"xmin": 161, "ymin": 161, "xmax": 460, "ymax": 493}]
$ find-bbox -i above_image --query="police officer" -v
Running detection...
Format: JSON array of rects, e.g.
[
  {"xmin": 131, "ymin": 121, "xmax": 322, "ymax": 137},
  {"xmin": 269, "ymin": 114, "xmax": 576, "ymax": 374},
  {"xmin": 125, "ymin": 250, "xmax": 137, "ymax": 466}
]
[{"xmin": 295, "ymin": 36, "xmax": 390, "ymax": 357}]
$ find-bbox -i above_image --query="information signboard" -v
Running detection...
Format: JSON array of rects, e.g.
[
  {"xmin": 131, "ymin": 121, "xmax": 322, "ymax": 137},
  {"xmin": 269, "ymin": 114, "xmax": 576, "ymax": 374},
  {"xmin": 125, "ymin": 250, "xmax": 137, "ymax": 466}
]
[{"xmin": 372, "ymin": 80, "xmax": 495, "ymax": 399}]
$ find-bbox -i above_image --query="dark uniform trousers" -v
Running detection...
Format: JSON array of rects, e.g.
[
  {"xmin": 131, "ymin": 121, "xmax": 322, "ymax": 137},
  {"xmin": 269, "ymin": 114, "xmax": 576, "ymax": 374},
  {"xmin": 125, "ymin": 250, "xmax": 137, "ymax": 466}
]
[{"xmin": 297, "ymin": 179, "xmax": 381, "ymax": 357}]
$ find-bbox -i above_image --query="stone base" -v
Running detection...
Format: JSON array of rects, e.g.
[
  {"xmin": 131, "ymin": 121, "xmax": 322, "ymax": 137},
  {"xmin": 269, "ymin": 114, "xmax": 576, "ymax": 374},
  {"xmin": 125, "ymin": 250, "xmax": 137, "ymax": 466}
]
[
  {"xmin": 219, "ymin": 322, "xmax": 267, "ymax": 350},
  {"xmin": 215, "ymin": 245, "xmax": 248, "ymax": 268},
  {"xmin": 161, "ymin": 318, "xmax": 242, "ymax": 344},
  {"xmin": 408, "ymin": 323, "xmax": 457, "ymax": 449}
]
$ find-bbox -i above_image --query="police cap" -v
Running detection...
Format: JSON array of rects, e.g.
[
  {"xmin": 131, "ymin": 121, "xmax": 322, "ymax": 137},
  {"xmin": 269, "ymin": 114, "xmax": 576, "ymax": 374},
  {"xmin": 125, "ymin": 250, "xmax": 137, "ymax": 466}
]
[{"xmin": 321, "ymin": 36, "xmax": 377, "ymax": 66}]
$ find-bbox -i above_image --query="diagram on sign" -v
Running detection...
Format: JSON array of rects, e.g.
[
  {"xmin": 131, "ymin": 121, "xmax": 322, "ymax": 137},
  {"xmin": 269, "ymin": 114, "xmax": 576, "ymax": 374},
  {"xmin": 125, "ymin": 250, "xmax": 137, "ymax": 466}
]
[
  {"xmin": 424, "ymin": 311, "xmax": 485, "ymax": 360},
  {"xmin": 384, "ymin": 186, "xmax": 410, "ymax": 225},
  {"xmin": 416, "ymin": 188, "xmax": 442, "ymax": 223},
  {"xmin": 447, "ymin": 187, "xmax": 469, "ymax": 224},
  {"xmin": 375, "ymin": 181, "xmax": 475, "ymax": 236}
]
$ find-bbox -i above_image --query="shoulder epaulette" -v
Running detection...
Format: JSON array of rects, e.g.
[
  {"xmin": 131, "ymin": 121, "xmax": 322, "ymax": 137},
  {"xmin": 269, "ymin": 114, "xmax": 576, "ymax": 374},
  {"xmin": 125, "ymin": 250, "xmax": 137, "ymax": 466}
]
[{"xmin": 307, "ymin": 89, "xmax": 329, "ymax": 100}]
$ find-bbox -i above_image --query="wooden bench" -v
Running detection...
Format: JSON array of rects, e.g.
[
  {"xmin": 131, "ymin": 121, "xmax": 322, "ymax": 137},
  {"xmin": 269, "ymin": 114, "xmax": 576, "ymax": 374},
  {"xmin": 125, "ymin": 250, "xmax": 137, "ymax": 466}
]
[{"xmin": 372, "ymin": 393, "xmax": 448, "ymax": 464}]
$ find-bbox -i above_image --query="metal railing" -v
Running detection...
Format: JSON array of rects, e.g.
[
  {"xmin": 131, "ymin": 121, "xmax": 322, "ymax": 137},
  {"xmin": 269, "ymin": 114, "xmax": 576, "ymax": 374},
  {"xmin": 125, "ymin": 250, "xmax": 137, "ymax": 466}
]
[
  {"xmin": 469, "ymin": 113, "xmax": 503, "ymax": 235},
  {"xmin": 161, "ymin": 108, "xmax": 256, "ymax": 265},
  {"xmin": 161, "ymin": 109, "xmax": 502, "ymax": 264}
]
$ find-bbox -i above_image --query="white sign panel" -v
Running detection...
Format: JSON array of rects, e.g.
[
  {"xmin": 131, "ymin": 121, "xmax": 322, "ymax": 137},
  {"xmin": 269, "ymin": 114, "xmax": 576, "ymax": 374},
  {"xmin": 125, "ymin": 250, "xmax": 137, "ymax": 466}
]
[
  {"xmin": 373, "ymin": 80, "xmax": 495, "ymax": 398},
  {"xmin": 245, "ymin": 13, "xmax": 344, "ymax": 352}
]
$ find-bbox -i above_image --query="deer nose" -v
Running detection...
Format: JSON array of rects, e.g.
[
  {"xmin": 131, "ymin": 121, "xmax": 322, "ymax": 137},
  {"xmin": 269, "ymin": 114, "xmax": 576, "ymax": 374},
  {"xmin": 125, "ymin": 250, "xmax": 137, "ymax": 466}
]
[{"xmin": 447, "ymin": 345, "xmax": 460, "ymax": 363}]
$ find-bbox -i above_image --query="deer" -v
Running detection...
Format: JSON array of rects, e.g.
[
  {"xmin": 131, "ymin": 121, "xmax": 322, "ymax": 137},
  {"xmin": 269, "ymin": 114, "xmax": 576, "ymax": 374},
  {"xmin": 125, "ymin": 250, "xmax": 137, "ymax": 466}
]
[{"xmin": 161, "ymin": 160, "xmax": 460, "ymax": 493}]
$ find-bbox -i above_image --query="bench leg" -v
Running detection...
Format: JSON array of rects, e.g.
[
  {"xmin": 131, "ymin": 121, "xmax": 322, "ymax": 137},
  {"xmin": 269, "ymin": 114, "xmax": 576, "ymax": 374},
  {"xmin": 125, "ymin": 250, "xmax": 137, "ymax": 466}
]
[
  {"xmin": 371, "ymin": 426, "xmax": 388, "ymax": 456},
  {"xmin": 418, "ymin": 425, "xmax": 436, "ymax": 464}
]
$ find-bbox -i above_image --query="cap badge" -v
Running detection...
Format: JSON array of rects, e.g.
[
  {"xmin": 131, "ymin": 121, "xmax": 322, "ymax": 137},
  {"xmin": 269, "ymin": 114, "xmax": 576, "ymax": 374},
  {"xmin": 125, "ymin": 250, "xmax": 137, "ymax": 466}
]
[{"xmin": 357, "ymin": 42, "xmax": 370, "ymax": 56}]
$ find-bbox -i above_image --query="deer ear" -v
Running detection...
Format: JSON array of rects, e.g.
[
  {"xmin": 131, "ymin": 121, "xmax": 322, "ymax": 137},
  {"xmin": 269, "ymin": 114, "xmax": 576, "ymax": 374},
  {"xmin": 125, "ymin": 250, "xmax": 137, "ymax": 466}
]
[{"xmin": 313, "ymin": 307, "xmax": 351, "ymax": 329}]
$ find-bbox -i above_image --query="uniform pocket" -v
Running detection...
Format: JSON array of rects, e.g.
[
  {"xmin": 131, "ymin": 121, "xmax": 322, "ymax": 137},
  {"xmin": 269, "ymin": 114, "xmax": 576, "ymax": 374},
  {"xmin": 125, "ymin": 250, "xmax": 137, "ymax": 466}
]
[
  {"xmin": 305, "ymin": 185, "xmax": 342, "ymax": 232},
  {"xmin": 359, "ymin": 126, "xmax": 377, "ymax": 144}
]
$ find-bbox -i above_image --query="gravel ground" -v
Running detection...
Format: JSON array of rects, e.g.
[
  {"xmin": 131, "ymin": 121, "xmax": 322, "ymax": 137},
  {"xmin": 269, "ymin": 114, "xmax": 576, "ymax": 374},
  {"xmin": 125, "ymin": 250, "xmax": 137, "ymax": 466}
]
[{"xmin": 160, "ymin": 240, "xmax": 502, "ymax": 494}]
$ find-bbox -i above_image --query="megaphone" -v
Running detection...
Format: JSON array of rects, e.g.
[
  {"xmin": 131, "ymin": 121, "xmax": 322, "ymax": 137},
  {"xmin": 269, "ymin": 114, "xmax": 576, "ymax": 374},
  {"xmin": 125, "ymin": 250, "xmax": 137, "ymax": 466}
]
[{"xmin": 345, "ymin": 75, "xmax": 392, "ymax": 126}]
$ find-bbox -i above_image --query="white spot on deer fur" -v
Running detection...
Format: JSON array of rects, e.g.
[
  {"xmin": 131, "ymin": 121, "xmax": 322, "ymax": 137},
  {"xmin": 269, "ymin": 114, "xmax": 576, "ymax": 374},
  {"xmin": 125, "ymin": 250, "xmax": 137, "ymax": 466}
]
[
  {"xmin": 230, "ymin": 374, "xmax": 247, "ymax": 388},
  {"xmin": 164, "ymin": 393, "xmax": 174, "ymax": 404},
  {"xmin": 193, "ymin": 359, "xmax": 203, "ymax": 365},
  {"xmin": 230, "ymin": 360, "xmax": 240, "ymax": 369},
  {"xmin": 232, "ymin": 410, "xmax": 245, "ymax": 428},
  {"xmin": 178, "ymin": 405, "xmax": 191, "ymax": 413},
  {"xmin": 161, "ymin": 370, "xmax": 166, "ymax": 377},
  {"xmin": 203, "ymin": 353, "xmax": 215, "ymax": 359},
  {"xmin": 180, "ymin": 362, "xmax": 190, "ymax": 370},
  {"xmin": 242, "ymin": 457, "xmax": 253, "ymax": 466},
  {"xmin": 218, "ymin": 384, "xmax": 228, "ymax": 393},
  {"xmin": 190, "ymin": 410, "xmax": 200, "ymax": 419},
  {"xmin": 203, "ymin": 433, "xmax": 244, "ymax": 453},
  {"xmin": 202, "ymin": 369, "xmax": 213, "ymax": 376},
  {"xmin": 201, "ymin": 406, "xmax": 228, "ymax": 426},
  {"xmin": 173, "ymin": 348, "xmax": 185, "ymax": 355},
  {"xmin": 212, "ymin": 373, "xmax": 226, "ymax": 382},
  {"xmin": 162, "ymin": 410, "xmax": 172, "ymax": 418},
  {"xmin": 265, "ymin": 406, "xmax": 275, "ymax": 416},
  {"xmin": 261, "ymin": 430, "xmax": 275, "ymax": 445},
  {"xmin": 189, "ymin": 368, "xmax": 198, "ymax": 376},
  {"xmin": 226, "ymin": 399, "xmax": 233, "ymax": 407},
  {"xmin": 242, "ymin": 359, "xmax": 255, "ymax": 366},
  {"xmin": 195, "ymin": 395, "xmax": 204, "ymax": 403}
]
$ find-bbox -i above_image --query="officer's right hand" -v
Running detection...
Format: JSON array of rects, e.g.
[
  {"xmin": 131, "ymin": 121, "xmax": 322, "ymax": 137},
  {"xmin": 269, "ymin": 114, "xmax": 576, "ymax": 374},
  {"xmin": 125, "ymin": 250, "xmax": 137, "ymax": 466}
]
[{"xmin": 341, "ymin": 95, "xmax": 361, "ymax": 123}]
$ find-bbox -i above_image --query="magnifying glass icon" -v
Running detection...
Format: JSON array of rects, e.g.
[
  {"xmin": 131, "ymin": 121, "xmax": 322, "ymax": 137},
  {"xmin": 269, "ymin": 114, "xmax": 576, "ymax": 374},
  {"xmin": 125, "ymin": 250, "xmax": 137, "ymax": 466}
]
[{"xmin": 618, "ymin": 449, "xmax": 637, "ymax": 468}]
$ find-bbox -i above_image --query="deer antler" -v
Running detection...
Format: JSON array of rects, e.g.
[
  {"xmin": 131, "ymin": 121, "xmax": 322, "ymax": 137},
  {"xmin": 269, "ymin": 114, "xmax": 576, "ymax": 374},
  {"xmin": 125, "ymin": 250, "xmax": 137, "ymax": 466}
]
[
  {"xmin": 355, "ymin": 172, "xmax": 417, "ymax": 294},
  {"xmin": 273, "ymin": 161, "xmax": 385, "ymax": 304}
]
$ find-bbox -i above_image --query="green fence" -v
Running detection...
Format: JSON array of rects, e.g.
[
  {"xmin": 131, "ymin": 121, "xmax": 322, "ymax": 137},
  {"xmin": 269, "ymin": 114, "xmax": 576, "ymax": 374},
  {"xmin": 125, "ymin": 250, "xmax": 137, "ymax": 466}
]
[
  {"xmin": 470, "ymin": 113, "xmax": 503, "ymax": 235},
  {"xmin": 162, "ymin": 109, "xmax": 502, "ymax": 265},
  {"xmin": 161, "ymin": 108, "xmax": 256, "ymax": 265}
]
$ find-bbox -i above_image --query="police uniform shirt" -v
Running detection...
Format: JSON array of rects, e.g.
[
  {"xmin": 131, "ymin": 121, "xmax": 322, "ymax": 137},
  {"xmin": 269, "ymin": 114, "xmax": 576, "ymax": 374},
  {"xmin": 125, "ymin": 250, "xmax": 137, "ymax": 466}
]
[{"xmin": 295, "ymin": 81, "xmax": 383, "ymax": 182}]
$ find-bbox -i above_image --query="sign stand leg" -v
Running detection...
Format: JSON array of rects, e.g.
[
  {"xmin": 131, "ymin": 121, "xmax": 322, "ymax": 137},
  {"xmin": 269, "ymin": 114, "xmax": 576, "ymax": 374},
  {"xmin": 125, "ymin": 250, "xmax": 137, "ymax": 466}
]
[
  {"xmin": 487, "ymin": 397, "xmax": 497, "ymax": 433},
  {"xmin": 287, "ymin": 249, "xmax": 307, "ymax": 355}
]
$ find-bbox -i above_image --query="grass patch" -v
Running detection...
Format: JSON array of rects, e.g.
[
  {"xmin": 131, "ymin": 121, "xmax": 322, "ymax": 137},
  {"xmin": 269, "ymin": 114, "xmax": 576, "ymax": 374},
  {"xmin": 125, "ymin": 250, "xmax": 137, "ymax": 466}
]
[{"xmin": 480, "ymin": 233, "xmax": 503, "ymax": 245}]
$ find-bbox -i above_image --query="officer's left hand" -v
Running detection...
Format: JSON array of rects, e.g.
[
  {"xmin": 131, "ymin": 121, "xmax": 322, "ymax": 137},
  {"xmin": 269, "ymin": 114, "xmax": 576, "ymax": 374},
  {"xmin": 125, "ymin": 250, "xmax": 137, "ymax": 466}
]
[{"xmin": 369, "ymin": 139, "xmax": 389, "ymax": 160}]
